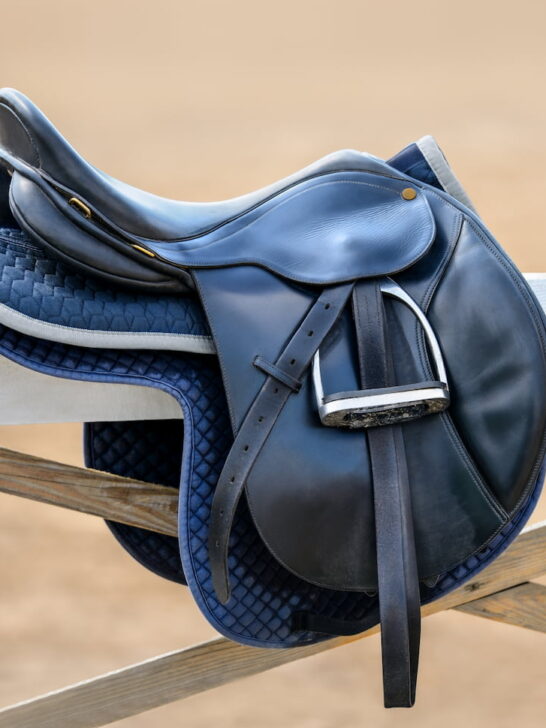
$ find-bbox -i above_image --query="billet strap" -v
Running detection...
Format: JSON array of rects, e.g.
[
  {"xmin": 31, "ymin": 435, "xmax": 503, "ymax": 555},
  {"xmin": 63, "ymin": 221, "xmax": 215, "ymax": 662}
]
[
  {"xmin": 208, "ymin": 282, "xmax": 354, "ymax": 604},
  {"xmin": 353, "ymin": 279, "xmax": 421, "ymax": 708}
]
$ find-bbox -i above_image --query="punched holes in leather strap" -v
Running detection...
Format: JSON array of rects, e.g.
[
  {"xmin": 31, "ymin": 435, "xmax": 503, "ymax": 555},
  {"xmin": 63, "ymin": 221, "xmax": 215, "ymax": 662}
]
[
  {"xmin": 208, "ymin": 283, "xmax": 354, "ymax": 604},
  {"xmin": 253, "ymin": 355, "xmax": 303, "ymax": 392}
]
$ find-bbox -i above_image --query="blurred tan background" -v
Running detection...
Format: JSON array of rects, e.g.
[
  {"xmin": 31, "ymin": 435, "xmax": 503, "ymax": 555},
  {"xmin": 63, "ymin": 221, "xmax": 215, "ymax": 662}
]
[{"xmin": 0, "ymin": 0, "xmax": 545, "ymax": 725}]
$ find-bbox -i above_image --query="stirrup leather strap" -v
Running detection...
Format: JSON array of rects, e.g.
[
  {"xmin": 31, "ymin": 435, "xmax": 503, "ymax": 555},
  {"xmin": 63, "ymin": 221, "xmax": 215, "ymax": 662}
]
[{"xmin": 353, "ymin": 279, "xmax": 421, "ymax": 708}]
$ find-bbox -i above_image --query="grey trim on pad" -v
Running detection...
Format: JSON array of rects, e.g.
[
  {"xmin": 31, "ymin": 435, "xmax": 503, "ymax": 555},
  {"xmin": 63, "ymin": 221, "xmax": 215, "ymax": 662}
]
[
  {"xmin": 0, "ymin": 301, "xmax": 216, "ymax": 353},
  {"xmin": 416, "ymin": 136, "xmax": 477, "ymax": 213}
]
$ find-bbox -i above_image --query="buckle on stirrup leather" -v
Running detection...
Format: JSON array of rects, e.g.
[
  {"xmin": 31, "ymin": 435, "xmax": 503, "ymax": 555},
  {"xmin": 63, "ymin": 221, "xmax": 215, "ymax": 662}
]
[{"xmin": 312, "ymin": 279, "xmax": 450, "ymax": 429}]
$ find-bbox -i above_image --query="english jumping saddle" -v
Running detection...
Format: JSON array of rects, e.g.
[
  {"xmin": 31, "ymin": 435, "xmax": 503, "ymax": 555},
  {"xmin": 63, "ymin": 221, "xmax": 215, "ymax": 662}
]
[{"xmin": 0, "ymin": 89, "xmax": 544, "ymax": 708}]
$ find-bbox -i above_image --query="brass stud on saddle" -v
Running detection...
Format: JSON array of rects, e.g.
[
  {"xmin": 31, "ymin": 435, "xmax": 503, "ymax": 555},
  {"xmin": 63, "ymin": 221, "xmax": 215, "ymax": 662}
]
[
  {"xmin": 131, "ymin": 244, "xmax": 157, "ymax": 258},
  {"xmin": 401, "ymin": 187, "xmax": 417, "ymax": 200},
  {"xmin": 68, "ymin": 197, "xmax": 92, "ymax": 219}
]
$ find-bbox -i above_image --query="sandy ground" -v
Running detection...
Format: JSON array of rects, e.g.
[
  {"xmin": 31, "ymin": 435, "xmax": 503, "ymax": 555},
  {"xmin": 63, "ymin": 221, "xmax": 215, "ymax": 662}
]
[{"xmin": 0, "ymin": 1, "xmax": 545, "ymax": 725}]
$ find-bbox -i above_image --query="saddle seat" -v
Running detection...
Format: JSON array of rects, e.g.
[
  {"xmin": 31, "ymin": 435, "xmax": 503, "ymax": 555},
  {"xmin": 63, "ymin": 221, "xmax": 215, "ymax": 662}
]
[
  {"xmin": 0, "ymin": 88, "xmax": 377, "ymax": 240},
  {"xmin": 0, "ymin": 88, "xmax": 434, "ymax": 293}
]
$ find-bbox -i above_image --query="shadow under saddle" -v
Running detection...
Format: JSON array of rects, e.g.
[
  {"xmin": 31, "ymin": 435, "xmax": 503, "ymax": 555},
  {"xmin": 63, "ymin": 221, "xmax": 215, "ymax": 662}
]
[{"xmin": 0, "ymin": 89, "xmax": 544, "ymax": 707}]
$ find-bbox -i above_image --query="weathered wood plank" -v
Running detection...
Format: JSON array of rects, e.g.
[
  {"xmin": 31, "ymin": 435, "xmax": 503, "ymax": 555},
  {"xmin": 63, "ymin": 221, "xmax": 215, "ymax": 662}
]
[
  {"xmin": 1, "ymin": 520, "xmax": 543, "ymax": 728},
  {"xmin": 455, "ymin": 581, "xmax": 546, "ymax": 632},
  {"xmin": 0, "ymin": 447, "xmax": 178, "ymax": 537}
]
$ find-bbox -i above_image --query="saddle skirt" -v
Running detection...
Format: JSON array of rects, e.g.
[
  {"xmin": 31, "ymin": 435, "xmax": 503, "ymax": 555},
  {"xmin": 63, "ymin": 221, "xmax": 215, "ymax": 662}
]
[{"xmin": 0, "ymin": 89, "xmax": 544, "ymax": 708}]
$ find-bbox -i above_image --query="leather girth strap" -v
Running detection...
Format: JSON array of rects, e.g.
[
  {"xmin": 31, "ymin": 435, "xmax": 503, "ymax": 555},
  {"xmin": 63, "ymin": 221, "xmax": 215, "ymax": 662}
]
[
  {"xmin": 353, "ymin": 279, "xmax": 421, "ymax": 707},
  {"xmin": 208, "ymin": 282, "xmax": 354, "ymax": 603}
]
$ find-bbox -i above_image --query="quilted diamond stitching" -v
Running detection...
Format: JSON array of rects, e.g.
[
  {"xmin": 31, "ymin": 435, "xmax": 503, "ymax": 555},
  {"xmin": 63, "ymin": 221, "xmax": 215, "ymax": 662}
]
[
  {"xmin": 85, "ymin": 420, "xmax": 186, "ymax": 585},
  {"xmin": 0, "ymin": 228, "xmax": 209, "ymax": 336}
]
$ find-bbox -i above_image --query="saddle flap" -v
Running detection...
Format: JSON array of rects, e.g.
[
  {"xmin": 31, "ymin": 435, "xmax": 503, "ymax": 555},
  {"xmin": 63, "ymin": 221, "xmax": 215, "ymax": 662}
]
[
  {"xmin": 194, "ymin": 263, "xmax": 520, "ymax": 593},
  {"xmin": 148, "ymin": 172, "xmax": 436, "ymax": 284}
]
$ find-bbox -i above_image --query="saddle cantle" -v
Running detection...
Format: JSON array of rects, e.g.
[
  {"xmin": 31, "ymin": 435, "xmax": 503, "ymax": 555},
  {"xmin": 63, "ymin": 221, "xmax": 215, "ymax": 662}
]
[{"xmin": 0, "ymin": 89, "xmax": 545, "ymax": 708}]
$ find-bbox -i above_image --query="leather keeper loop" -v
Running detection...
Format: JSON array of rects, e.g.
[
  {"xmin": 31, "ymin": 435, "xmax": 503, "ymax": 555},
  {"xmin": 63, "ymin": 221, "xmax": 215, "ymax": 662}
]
[{"xmin": 253, "ymin": 355, "xmax": 303, "ymax": 392}]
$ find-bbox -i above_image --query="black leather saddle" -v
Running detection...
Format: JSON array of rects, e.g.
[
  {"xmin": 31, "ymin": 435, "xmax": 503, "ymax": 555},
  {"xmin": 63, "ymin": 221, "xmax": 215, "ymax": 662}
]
[{"xmin": 1, "ymin": 89, "xmax": 545, "ymax": 708}]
